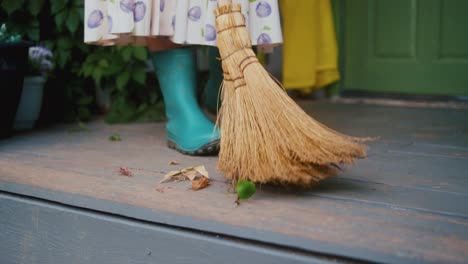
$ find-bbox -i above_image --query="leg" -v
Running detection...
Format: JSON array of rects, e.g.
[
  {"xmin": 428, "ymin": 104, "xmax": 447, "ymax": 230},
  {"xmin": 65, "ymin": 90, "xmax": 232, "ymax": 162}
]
[
  {"xmin": 202, "ymin": 46, "xmax": 223, "ymax": 114},
  {"xmin": 148, "ymin": 39, "xmax": 220, "ymax": 155}
]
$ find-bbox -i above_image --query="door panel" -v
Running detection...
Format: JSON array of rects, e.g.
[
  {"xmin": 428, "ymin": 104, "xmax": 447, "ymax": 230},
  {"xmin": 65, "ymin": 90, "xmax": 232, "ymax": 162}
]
[
  {"xmin": 344, "ymin": 0, "xmax": 468, "ymax": 96},
  {"xmin": 439, "ymin": 0, "xmax": 468, "ymax": 59},
  {"xmin": 373, "ymin": 0, "xmax": 417, "ymax": 58}
]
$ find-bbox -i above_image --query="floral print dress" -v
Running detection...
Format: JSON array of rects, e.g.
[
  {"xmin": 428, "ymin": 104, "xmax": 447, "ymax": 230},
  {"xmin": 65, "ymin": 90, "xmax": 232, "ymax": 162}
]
[{"xmin": 84, "ymin": 0, "xmax": 282, "ymax": 47}]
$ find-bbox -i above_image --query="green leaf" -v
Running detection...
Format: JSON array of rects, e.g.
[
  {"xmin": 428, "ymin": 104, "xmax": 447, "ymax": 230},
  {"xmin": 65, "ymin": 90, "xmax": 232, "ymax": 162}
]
[
  {"xmin": 81, "ymin": 64, "xmax": 94, "ymax": 77},
  {"xmin": 92, "ymin": 68, "xmax": 103, "ymax": 84},
  {"xmin": 78, "ymin": 95, "xmax": 93, "ymax": 105},
  {"xmin": 121, "ymin": 47, "xmax": 133, "ymax": 62},
  {"xmin": 57, "ymin": 36, "xmax": 73, "ymax": 49},
  {"xmin": 116, "ymin": 71, "xmax": 130, "ymax": 90},
  {"xmin": 56, "ymin": 50, "xmax": 71, "ymax": 68},
  {"xmin": 132, "ymin": 47, "xmax": 147, "ymax": 61},
  {"xmin": 69, "ymin": 121, "xmax": 90, "ymax": 132},
  {"xmin": 108, "ymin": 133, "xmax": 122, "ymax": 141},
  {"xmin": 98, "ymin": 59, "xmax": 109, "ymax": 68},
  {"xmin": 28, "ymin": 0, "xmax": 45, "ymax": 16},
  {"xmin": 51, "ymin": 0, "xmax": 67, "ymax": 14},
  {"xmin": 77, "ymin": 121, "xmax": 90, "ymax": 131},
  {"xmin": 132, "ymin": 66, "xmax": 146, "ymax": 85},
  {"xmin": 54, "ymin": 10, "xmax": 68, "ymax": 31},
  {"xmin": 1, "ymin": 0, "xmax": 25, "ymax": 14},
  {"xmin": 26, "ymin": 26, "xmax": 39, "ymax": 41},
  {"xmin": 66, "ymin": 9, "xmax": 81, "ymax": 33},
  {"xmin": 72, "ymin": 0, "xmax": 84, "ymax": 7},
  {"xmin": 236, "ymin": 180, "xmax": 256, "ymax": 200}
]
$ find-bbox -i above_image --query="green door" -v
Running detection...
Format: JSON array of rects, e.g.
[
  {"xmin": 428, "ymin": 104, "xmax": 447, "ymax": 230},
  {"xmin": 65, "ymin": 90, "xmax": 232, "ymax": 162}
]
[{"xmin": 344, "ymin": 0, "xmax": 468, "ymax": 97}]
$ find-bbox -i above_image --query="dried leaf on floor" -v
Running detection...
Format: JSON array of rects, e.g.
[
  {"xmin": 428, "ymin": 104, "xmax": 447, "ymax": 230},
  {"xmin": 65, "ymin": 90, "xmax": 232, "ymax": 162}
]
[
  {"xmin": 192, "ymin": 166, "xmax": 209, "ymax": 179},
  {"xmin": 169, "ymin": 160, "xmax": 179, "ymax": 165},
  {"xmin": 160, "ymin": 170, "xmax": 185, "ymax": 183},
  {"xmin": 155, "ymin": 186, "xmax": 172, "ymax": 193},
  {"xmin": 160, "ymin": 165, "xmax": 210, "ymax": 189},
  {"xmin": 191, "ymin": 176, "xmax": 210, "ymax": 190},
  {"xmin": 182, "ymin": 165, "xmax": 209, "ymax": 181},
  {"xmin": 118, "ymin": 167, "xmax": 133, "ymax": 177}
]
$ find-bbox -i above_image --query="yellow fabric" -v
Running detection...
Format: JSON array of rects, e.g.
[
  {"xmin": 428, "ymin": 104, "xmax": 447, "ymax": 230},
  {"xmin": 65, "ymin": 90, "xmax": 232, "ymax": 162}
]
[{"xmin": 280, "ymin": 0, "xmax": 340, "ymax": 94}]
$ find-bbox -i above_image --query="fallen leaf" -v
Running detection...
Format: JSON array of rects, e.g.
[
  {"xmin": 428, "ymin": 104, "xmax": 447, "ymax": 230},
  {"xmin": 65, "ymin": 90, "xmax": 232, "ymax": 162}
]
[
  {"xmin": 160, "ymin": 165, "xmax": 209, "ymax": 183},
  {"xmin": 109, "ymin": 133, "xmax": 122, "ymax": 141},
  {"xmin": 68, "ymin": 121, "xmax": 90, "ymax": 133},
  {"xmin": 118, "ymin": 167, "xmax": 133, "ymax": 177},
  {"xmin": 160, "ymin": 170, "xmax": 184, "ymax": 183},
  {"xmin": 193, "ymin": 166, "xmax": 209, "ymax": 178},
  {"xmin": 169, "ymin": 160, "xmax": 179, "ymax": 165},
  {"xmin": 182, "ymin": 165, "xmax": 209, "ymax": 181},
  {"xmin": 155, "ymin": 186, "xmax": 172, "ymax": 193},
  {"xmin": 236, "ymin": 180, "xmax": 256, "ymax": 205},
  {"xmin": 191, "ymin": 176, "xmax": 210, "ymax": 191}
]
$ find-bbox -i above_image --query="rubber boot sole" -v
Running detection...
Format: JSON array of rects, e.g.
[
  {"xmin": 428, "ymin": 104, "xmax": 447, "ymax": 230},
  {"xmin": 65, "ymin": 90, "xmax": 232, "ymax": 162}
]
[{"xmin": 167, "ymin": 139, "xmax": 220, "ymax": 156}]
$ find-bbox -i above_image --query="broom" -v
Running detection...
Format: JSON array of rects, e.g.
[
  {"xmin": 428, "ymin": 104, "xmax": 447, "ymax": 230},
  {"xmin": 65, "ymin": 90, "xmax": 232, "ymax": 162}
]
[{"xmin": 215, "ymin": 3, "xmax": 370, "ymax": 187}]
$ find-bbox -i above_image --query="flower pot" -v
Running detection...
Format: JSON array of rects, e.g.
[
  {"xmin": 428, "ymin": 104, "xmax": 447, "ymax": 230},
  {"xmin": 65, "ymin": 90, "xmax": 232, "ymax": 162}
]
[
  {"xmin": 14, "ymin": 76, "xmax": 45, "ymax": 130},
  {"xmin": 0, "ymin": 41, "xmax": 33, "ymax": 138}
]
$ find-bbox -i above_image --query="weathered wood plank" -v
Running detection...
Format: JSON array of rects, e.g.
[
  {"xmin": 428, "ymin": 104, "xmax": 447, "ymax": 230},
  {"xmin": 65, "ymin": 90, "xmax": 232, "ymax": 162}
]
[
  {"xmin": 300, "ymin": 101, "xmax": 468, "ymax": 147},
  {"xmin": 0, "ymin": 192, "xmax": 336, "ymax": 264},
  {"xmin": 1, "ymin": 102, "xmax": 467, "ymax": 263},
  {"xmin": 1, "ymin": 160, "xmax": 468, "ymax": 264}
]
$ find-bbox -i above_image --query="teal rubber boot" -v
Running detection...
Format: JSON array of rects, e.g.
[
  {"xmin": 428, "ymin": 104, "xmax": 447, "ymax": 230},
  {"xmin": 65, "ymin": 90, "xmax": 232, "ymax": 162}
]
[
  {"xmin": 203, "ymin": 46, "xmax": 223, "ymax": 114},
  {"xmin": 151, "ymin": 48, "xmax": 220, "ymax": 155}
]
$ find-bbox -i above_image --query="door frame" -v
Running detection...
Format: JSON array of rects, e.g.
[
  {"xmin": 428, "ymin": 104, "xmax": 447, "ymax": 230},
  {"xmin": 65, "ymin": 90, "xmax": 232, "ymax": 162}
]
[{"xmin": 329, "ymin": 0, "xmax": 346, "ymax": 97}]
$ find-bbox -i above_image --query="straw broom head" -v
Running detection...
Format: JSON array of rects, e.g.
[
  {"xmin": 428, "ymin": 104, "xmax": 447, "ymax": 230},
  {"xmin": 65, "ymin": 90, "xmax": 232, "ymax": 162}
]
[{"xmin": 215, "ymin": 4, "xmax": 370, "ymax": 187}]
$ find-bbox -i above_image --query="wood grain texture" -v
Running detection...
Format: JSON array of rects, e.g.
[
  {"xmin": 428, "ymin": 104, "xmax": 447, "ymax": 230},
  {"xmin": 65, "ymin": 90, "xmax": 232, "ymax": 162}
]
[
  {"xmin": 1, "ymin": 102, "xmax": 467, "ymax": 263},
  {"xmin": 0, "ymin": 193, "xmax": 334, "ymax": 264}
]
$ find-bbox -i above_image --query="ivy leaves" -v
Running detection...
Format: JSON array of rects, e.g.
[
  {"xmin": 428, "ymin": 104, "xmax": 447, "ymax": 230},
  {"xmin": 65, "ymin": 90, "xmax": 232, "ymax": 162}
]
[
  {"xmin": 1, "ymin": 0, "xmax": 26, "ymax": 14},
  {"xmin": 52, "ymin": 0, "xmax": 83, "ymax": 34},
  {"xmin": 80, "ymin": 46, "xmax": 148, "ymax": 91}
]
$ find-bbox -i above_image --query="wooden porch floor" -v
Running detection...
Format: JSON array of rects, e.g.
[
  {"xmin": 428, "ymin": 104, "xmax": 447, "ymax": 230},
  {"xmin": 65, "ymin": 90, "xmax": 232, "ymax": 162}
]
[{"xmin": 1, "ymin": 101, "xmax": 467, "ymax": 264}]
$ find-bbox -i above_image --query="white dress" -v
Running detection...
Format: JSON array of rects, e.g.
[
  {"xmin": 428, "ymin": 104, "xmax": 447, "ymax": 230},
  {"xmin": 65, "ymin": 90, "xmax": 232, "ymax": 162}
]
[{"xmin": 84, "ymin": 0, "xmax": 282, "ymax": 47}]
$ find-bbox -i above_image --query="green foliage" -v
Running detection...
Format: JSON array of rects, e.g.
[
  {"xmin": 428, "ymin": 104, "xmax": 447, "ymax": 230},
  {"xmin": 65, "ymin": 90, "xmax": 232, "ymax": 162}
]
[
  {"xmin": 0, "ymin": 0, "xmax": 164, "ymax": 123},
  {"xmin": 236, "ymin": 180, "xmax": 256, "ymax": 201},
  {"xmin": 80, "ymin": 46, "xmax": 148, "ymax": 91}
]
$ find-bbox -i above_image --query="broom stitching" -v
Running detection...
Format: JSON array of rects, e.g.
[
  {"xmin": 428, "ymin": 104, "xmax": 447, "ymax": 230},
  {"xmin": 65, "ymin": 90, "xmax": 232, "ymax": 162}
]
[
  {"xmin": 222, "ymin": 71, "xmax": 234, "ymax": 81},
  {"xmin": 220, "ymin": 47, "xmax": 251, "ymax": 60},
  {"xmin": 216, "ymin": 25, "xmax": 246, "ymax": 35},
  {"xmin": 239, "ymin": 56, "xmax": 259, "ymax": 73},
  {"xmin": 238, "ymin": 55, "xmax": 257, "ymax": 68},
  {"xmin": 240, "ymin": 60, "xmax": 258, "ymax": 73},
  {"xmin": 234, "ymin": 84, "xmax": 247, "ymax": 89}
]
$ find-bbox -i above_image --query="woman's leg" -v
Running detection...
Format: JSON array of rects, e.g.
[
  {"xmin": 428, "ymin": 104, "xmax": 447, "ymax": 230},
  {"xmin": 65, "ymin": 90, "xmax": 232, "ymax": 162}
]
[
  {"xmin": 147, "ymin": 38, "xmax": 220, "ymax": 155},
  {"xmin": 202, "ymin": 46, "xmax": 223, "ymax": 114}
]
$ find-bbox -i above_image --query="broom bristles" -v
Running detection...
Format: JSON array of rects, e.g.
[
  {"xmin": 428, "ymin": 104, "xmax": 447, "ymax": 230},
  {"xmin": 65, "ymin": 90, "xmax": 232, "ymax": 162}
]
[{"xmin": 215, "ymin": 4, "xmax": 371, "ymax": 186}]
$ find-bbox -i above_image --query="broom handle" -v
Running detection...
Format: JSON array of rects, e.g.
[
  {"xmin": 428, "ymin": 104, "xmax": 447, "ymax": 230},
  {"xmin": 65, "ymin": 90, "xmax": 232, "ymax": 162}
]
[{"xmin": 217, "ymin": 0, "xmax": 232, "ymax": 7}]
